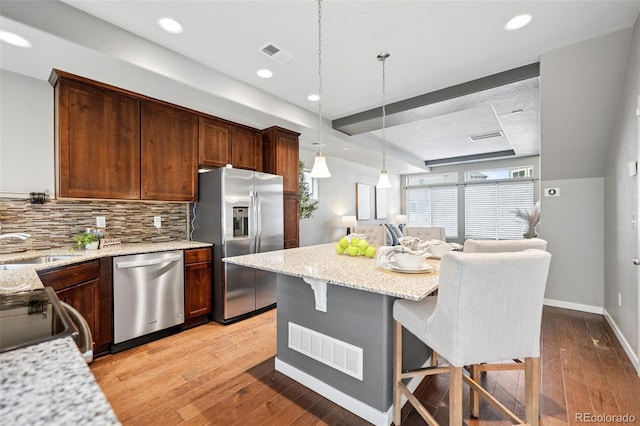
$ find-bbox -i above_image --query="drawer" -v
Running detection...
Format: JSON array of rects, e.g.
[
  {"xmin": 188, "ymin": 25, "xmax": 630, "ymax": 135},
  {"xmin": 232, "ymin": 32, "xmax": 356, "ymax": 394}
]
[
  {"xmin": 184, "ymin": 247, "xmax": 212, "ymax": 264},
  {"xmin": 38, "ymin": 260, "xmax": 101, "ymax": 292}
]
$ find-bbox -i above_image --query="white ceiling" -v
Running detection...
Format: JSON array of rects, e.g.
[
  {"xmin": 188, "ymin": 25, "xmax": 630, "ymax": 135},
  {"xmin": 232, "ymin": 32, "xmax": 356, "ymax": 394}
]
[{"xmin": 1, "ymin": 1, "xmax": 639, "ymax": 174}]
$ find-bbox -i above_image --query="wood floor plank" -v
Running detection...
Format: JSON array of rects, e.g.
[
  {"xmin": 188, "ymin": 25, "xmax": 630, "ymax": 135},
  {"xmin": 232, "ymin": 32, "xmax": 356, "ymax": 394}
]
[{"xmin": 90, "ymin": 306, "xmax": 640, "ymax": 426}]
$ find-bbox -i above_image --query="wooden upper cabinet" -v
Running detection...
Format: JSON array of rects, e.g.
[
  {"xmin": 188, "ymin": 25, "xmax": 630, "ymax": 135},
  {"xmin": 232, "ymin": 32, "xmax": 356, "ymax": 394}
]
[
  {"xmin": 141, "ymin": 101, "xmax": 198, "ymax": 201},
  {"xmin": 262, "ymin": 127, "xmax": 300, "ymax": 195},
  {"xmin": 56, "ymin": 78, "xmax": 140, "ymax": 199},
  {"xmin": 199, "ymin": 116, "xmax": 231, "ymax": 167},
  {"xmin": 231, "ymin": 126, "xmax": 262, "ymax": 171}
]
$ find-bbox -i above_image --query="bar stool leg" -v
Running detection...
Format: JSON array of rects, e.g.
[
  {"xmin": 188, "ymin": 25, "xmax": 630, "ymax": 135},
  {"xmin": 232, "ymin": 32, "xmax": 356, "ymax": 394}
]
[
  {"xmin": 470, "ymin": 364, "xmax": 480, "ymax": 417},
  {"xmin": 449, "ymin": 366, "xmax": 463, "ymax": 425},
  {"xmin": 525, "ymin": 357, "xmax": 540, "ymax": 426}
]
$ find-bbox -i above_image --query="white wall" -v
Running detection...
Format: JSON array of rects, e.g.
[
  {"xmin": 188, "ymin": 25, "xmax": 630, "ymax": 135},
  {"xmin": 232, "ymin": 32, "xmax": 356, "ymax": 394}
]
[
  {"xmin": 0, "ymin": 70, "xmax": 54, "ymax": 197},
  {"xmin": 604, "ymin": 14, "xmax": 640, "ymax": 368},
  {"xmin": 540, "ymin": 23, "xmax": 639, "ymax": 370},
  {"xmin": 299, "ymin": 150, "xmax": 401, "ymax": 246}
]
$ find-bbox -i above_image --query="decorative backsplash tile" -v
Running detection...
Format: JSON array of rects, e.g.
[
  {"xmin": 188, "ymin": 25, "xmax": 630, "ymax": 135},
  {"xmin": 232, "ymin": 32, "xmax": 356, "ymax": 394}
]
[{"xmin": 0, "ymin": 199, "xmax": 190, "ymax": 254}]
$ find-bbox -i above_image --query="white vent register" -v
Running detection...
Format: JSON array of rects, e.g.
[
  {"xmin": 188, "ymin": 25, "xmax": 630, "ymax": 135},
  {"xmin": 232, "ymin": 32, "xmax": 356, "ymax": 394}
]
[{"xmin": 288, "ymin": 322, "xmax": 363, "ymax": 381}]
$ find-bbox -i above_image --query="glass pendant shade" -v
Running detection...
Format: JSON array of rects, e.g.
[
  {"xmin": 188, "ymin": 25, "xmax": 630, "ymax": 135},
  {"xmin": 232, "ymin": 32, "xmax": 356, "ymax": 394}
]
[
  {"xmin": 310, "ymin": 155, "xmax": 331, "ymax": 178},
  {"xmin": 377, "ymin": 170, "xmax": 391, "ymax": 188}
]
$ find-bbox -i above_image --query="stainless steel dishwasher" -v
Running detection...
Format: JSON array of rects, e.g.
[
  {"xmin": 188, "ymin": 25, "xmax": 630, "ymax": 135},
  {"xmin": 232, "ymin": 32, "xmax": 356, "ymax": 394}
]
[{"xmin": 112, "ymin": 250, "xmax": 184, "ymax": 352}]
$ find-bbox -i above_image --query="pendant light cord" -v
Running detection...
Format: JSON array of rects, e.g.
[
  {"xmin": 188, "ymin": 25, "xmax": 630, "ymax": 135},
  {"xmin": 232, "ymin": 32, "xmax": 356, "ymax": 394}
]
[
  {"xmin": 317, "ymin": 0, "xmax": 323, "ymax": 156},
  {"xmin": 378, "ymin": 53, "xmax": 390, "ymax": 173}
]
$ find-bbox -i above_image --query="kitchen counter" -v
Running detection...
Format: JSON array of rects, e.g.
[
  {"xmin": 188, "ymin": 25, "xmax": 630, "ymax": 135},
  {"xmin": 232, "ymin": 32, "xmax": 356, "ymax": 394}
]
[
  {"xmin": 0, "ymin": 337, "xmax": 120, "ymax": 425},
  {"xmin": 224, "ymin": 243, "xmax": 439, "ymax": 425},
  {"xmin": 223, "ymin": 242, "xmax": 439, "ymax": 300},
  {"xmin": 0, "ymin": 240, "xmax": 211, "ymax": 294}
]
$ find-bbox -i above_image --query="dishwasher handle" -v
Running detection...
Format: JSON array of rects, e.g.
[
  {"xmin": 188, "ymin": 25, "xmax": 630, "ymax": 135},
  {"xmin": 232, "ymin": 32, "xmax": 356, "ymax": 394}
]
[{"xmin": 115, "ymin": 254, "xmax": 183, "ymax": 269}]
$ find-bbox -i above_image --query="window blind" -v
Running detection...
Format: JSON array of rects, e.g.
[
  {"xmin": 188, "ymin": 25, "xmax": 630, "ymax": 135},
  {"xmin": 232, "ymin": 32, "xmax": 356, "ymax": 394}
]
[
  {"xmin": 406, "ymin": 186, "xmax": 458, "ymax": 238},
  {"xmin": 465, "ymin": 181, "xmax": 534, "ymax": 239}
]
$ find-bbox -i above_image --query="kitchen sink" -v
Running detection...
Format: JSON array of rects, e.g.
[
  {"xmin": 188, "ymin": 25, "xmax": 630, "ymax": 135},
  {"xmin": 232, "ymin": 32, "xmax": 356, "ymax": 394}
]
[{"xmin": 0, "ymin": 254, "xmax": 81, "ymax": 269}]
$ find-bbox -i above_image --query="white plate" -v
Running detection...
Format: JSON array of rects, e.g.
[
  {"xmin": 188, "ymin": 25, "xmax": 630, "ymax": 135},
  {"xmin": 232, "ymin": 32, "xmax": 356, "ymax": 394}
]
[{"xmin": 382, "ymin": 261, "xmax": 435, "ymax": 274}]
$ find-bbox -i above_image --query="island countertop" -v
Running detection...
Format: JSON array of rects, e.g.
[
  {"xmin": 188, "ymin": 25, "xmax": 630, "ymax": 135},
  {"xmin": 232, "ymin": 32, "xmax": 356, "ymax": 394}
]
[{"xmin": 224, "ymin": 243, "xmax": 439, "ymax": 301}]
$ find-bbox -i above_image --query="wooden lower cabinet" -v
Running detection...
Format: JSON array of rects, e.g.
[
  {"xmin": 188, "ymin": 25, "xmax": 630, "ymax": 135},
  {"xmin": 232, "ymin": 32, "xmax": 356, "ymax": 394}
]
[
  {"xmin": 38, "ymin": 258, "xmax": 112, "ymax": 356},
  {"xmin": 184, "ymin": 247, "xmax": 213, "ymax": 328}
]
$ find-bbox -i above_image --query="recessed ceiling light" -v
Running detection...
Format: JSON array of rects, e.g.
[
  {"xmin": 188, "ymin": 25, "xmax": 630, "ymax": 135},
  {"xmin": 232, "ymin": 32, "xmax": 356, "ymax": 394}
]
[
  {"xmin": 256, "ymin": 69, "xmax": 273, "ymax": 79},
  {"xmin": 307, "ymin": 94, "xmax": 321, "ymax": 102},
  {"xmin": 0, "ymin": 31, "xmax": 32, "ymax": 48},
  {"xmin": 158, "ymin": 17, "xmax": 183, "ymax": 34},
  {"xmin": 504, "ymin": 14, "xmax": 532, "ymax": 31}
]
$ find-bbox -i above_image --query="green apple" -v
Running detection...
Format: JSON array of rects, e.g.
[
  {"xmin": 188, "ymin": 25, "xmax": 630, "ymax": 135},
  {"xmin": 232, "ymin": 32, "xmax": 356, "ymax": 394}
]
[
  {"xmin": 347, "ymin": 246, "xmax": 360, "ymax": 257},
  {"xmin": 338, "ymin": 237, "xmax": 349, "ymax": 249},
  {"xmin": 365, "ymin": 246, "xmax": 377, "ymax": 258},
  {"xmin": 335, "ymin": 244, "xmax": 345, "ymax": 254}
]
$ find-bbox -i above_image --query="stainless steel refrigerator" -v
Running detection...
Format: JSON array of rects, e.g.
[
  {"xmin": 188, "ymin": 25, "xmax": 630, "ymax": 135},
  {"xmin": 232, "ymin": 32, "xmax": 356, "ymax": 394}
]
[{"xmin": 193, "ymin": 168, "xmax": 283, "ymax": 323}]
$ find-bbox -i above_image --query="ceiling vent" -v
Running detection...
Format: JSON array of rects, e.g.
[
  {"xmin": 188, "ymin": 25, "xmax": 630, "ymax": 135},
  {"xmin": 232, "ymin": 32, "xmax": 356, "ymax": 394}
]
[
  {"xmin": 468, "ymin": 130, "xmax": 504, "ymax": 141},
  {"xmin": 258, "ymin": 42, "xmax": 293, "ymax": 64}
]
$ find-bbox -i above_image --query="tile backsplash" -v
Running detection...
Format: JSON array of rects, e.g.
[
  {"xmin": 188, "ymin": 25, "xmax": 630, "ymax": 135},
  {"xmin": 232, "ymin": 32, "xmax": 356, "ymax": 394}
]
[{"xmin": 0, "ymin": 199, "xmax": 190, "ymax": 254}]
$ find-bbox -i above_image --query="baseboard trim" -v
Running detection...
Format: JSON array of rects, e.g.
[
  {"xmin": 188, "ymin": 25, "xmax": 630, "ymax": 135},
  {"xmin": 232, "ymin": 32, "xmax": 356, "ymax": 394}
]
[
  {"xmin": 275, "ymin": 357, "xmax": 391, "ymax": 425},
  {"xmin": 543, "ymin": 298, "xmax": 604, "ymax": 314},
  {"xmin": 603, "ymin": 309, "xmax": 640, "ymax": 375},
  {"xmin": 275, "ymin": 356, "xmax": 431, "ymax": 426}
]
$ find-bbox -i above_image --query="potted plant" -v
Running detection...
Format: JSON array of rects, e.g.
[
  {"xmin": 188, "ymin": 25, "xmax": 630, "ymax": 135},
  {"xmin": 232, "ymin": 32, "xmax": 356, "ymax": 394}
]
[
  {"xmin": 513, "ymin": 202, "xmax": 541, "ymax": 239},
  {"xmin": 73, "ymin": 231, "xmax": 100, "ymax": 250}
]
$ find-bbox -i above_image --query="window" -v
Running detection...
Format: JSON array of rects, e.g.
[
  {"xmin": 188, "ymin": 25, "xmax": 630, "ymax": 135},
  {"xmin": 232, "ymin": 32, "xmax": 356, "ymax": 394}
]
[
  {"xmin": 406, "ymin": 185, "xmax": 458, "ymax": 239},
  {"xmin": 465, "ymin": 180, "xmax": 534, "ymax": 239},
  {"xmin": 303, "ymin": 170, "xmax": 318, "ymax": 200}
]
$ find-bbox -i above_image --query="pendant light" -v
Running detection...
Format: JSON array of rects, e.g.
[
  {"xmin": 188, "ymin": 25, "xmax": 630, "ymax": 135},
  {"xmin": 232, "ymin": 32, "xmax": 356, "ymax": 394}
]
[
  {"xmin": 309, "ymin": 0, "xmax": 331, "ymax": 178},
  {"xmin": 376, "ymin": 52, "xmax": 391, "ymax": 189}
]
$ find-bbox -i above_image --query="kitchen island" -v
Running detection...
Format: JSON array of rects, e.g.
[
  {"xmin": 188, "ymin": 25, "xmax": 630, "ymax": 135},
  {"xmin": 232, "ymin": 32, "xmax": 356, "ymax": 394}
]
[{"xmin": 224, "ymin": 243, "xmax": 440, "ymax": 426}]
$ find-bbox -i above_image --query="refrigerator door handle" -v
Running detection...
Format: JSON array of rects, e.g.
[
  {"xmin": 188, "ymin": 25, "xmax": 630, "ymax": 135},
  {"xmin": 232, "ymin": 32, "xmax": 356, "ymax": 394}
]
[
  {"xmin": 256, "ymin": 192, "xmax": 262, "ymax": 252},
  {"xmin": 249, "ymin": 191, "xmax": 256, "ymax": 253}
]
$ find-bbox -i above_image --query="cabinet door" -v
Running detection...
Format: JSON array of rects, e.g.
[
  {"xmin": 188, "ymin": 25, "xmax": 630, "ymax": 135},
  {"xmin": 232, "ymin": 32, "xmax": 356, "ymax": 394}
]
[
  {"xmin": 185, "ymin": 262, "xmax": 212, "ymax": 320},
  {"xmin": 283, "ymin": 193, "xmax": 299, "ymax": 249},
  {"xmin": 55, "ymin": 279, "xmax": 101, "ymax": 351},
  {"xmin": 199, "ymin": 117, "xmax": 231, "ymax": 167},
  {"xmin": 276, "ymin": 133, "xmax": 300, "ymax": 195},
  {"xmin": 57, "ymin": 79, "xmax": 140, "ymax": 199},
  {"xmin": 231, "ymin": 126, "xmax": 262, "ymax": 171},
  {"xmin": 141, "ymin": 101, "xmax": 198, "ymax": 201}
]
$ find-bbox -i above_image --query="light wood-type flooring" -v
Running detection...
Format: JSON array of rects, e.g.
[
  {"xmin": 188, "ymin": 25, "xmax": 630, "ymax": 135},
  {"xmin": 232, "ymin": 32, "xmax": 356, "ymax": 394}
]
[{"xmin": 91, "ymin": 306, "xmax": 640, "ymax": 425}]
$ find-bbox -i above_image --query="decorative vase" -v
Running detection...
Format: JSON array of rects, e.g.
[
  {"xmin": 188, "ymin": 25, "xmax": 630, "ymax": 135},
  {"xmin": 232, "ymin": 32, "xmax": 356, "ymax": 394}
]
[
  {"xmin": 85, "ymin": 241, "xmax": 99, "ymax": 250},
  {"xmin": 523, "ymin": 229, "xmax": 537, "ymax": 239}
]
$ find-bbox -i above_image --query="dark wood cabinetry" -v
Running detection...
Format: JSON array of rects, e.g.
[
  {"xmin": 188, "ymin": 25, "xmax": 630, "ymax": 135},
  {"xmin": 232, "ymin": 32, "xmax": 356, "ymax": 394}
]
[
  {"xmin": 199, "ymin": 117, "xmax": 231, "ymax": 168},
  {"xmin": 184, "ymin": 247, "xmax": 212, "ymax": 328},
  {"xmin": 38, "ymin": 258, "xmax": 112, "ymax": 355},
  {"xmin": 141, "ymin": 102, "xmax": 198, "ymax": 201},
  {"xmin": 231, "ymin": 126, "xmax": 262, "ymax": 171},
  {"xmin": 54, "ymin": 78, "xmax": 141, "ymax": 200},
  {"xmin": 263, "ymin": 127, "xmax": 301, "ymax": 248},
  {"xmin": 51, "ymin": 70, "xmax": 198, "ymax": 202}
]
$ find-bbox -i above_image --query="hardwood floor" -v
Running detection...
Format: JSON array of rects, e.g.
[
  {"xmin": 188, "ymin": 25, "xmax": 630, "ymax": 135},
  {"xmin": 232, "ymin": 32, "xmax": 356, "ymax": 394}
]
[{"xmin": 91, "ymin": 307, "xmax": 640, "ymax": 425}]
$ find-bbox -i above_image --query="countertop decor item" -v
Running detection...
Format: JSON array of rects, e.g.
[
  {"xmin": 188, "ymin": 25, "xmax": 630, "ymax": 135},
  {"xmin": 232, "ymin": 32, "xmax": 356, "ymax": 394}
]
[
  {"xmin": 72, "ymin": 231, "xmax": 99, "ymax": 250},
  {"xmin": 513, "ymin": 201, "xmax": 541, "ymax": 238}
]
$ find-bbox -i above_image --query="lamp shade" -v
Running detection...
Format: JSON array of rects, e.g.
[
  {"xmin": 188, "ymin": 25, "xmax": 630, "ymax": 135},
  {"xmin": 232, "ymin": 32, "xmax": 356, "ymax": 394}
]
[
  {"xmin": 310, "ymin": 155, "xmax": 331, "ymax": 178},
  {"xmin": 396, "ymin": 214, "xmax": 407, "ymax": 225},
  {"xmin": 341, "ymin": 215, "xmax": 357, "ymax": 228},
  {"xmin": 376, "ymin": 171, "xmax": 391, "ymax": 189}
]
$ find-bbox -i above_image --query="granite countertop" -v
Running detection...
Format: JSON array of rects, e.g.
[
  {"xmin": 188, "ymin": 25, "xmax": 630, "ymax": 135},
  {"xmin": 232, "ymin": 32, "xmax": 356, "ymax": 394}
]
[
  {"xmin": 0, "ymin": 337, "xmax": 120, "ymax": 425},
  {"xmin": 224, "ymin": 243, "xmax": 439, "ymax": 301},
  {"xmin": 0, "ymin": 240, "xmax": 211, "ymax": 294}
]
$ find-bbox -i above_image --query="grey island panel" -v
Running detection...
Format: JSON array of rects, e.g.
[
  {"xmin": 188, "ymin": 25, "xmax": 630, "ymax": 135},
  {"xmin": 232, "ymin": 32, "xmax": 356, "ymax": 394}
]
[{"xmin": 276, "ymin": 274, "xmax": 430, "ymax": 411}]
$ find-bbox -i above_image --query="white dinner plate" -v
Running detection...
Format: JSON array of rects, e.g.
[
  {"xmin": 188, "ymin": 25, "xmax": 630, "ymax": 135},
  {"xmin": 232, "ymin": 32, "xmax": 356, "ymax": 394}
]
[{"xmin": 382, "ymin": 261, "xmax": 435, "ymax": 274}]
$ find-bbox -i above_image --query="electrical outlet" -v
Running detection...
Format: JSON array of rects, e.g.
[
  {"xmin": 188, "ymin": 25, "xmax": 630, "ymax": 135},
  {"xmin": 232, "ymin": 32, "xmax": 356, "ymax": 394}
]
[
  {"xmin": 618, "ymin": 292, "xmax": 622, "ymax": 307},
  {"xmin": 96, "ymin": 216, "xmax": 106, "ymax": 228},
  {"xmin": 154, "ymin": 216, "xmax": 162, "ymax": 228}
]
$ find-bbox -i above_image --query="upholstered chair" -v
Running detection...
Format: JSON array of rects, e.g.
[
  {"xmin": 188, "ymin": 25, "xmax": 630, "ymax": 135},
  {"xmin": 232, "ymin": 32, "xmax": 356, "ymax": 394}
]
[
  {"xmin": 403, "ymin": 226, "xmax": 446, "ymax": 241},
  {"xmin": 463, "ymin": 237, "xmax": 547, "ymax": 253},
  {"xmin": 352, "ymin": 226, "xmax": 387, "ymax": 246},
  {"xmin": 392, "ymin": 250, "xmax": 552, "ymax": 425}
]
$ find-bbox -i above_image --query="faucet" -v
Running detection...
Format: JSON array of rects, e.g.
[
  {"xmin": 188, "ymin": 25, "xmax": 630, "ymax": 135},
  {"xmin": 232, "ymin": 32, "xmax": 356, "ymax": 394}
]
[{"xmin": 0, "ymin": 223, "xmax": 31, "ymax": 241}]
